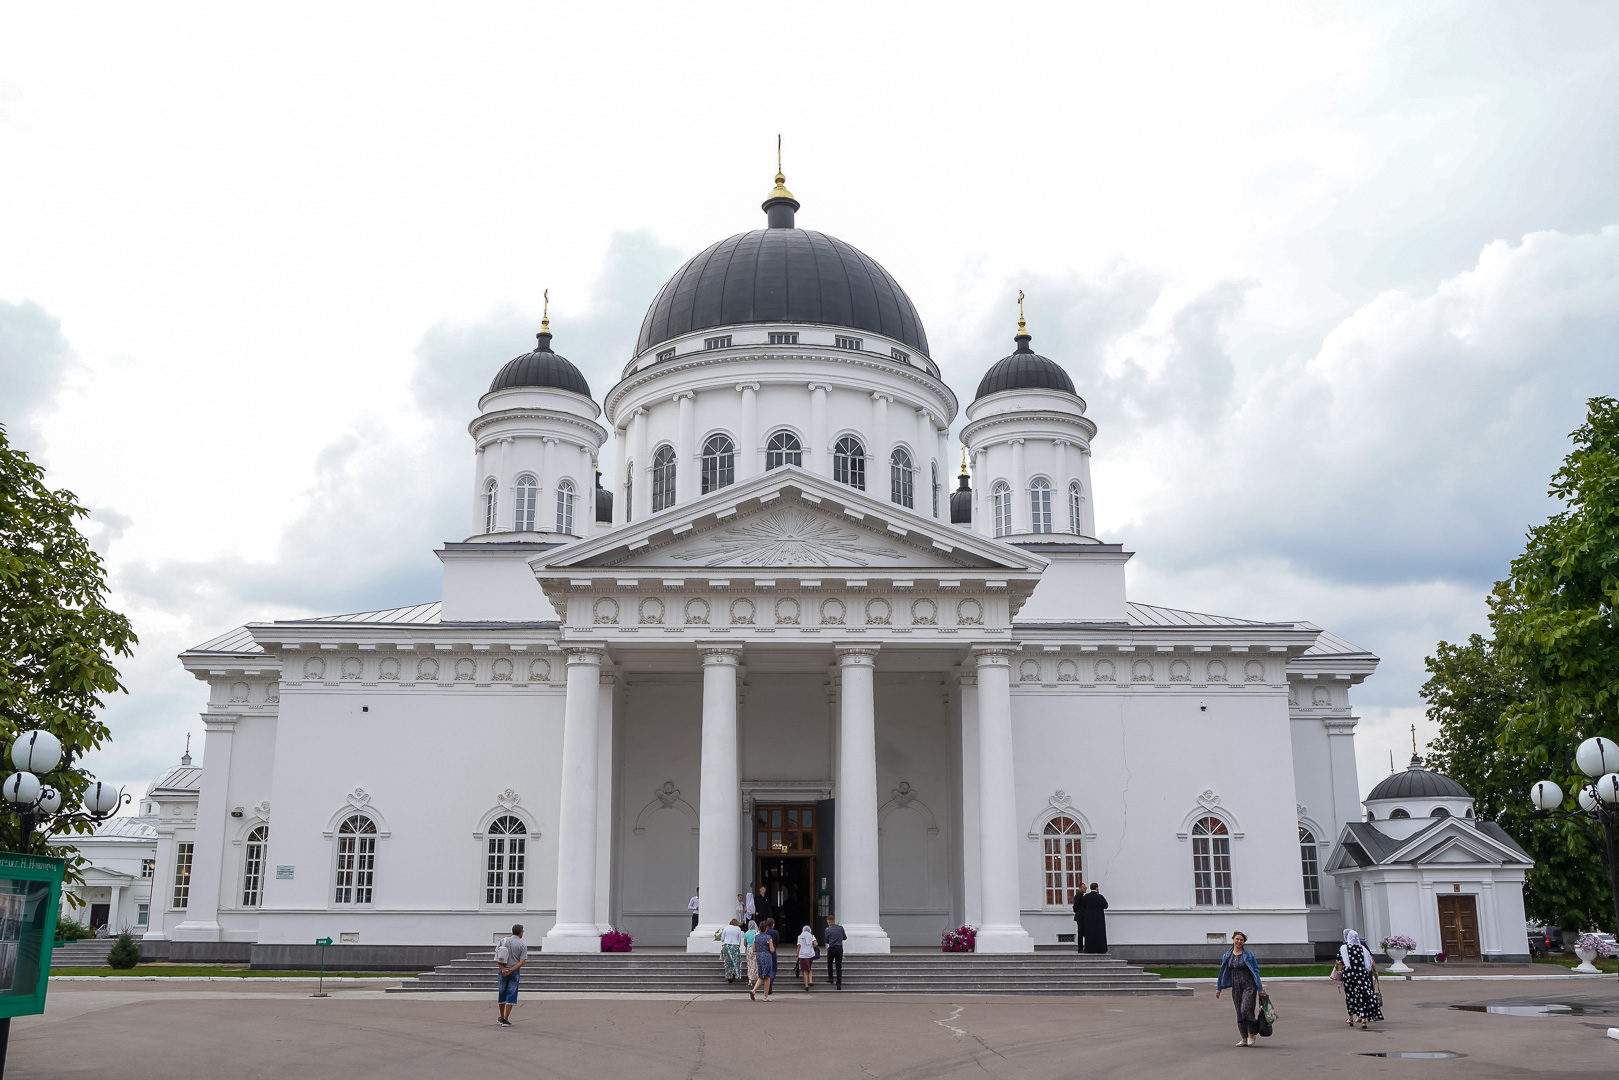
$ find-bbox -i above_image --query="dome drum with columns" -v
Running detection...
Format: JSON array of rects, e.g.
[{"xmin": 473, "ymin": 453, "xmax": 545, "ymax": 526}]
[{"xmin": 155, "ymin": 161, "xmax": 1488, "ymax": 970}]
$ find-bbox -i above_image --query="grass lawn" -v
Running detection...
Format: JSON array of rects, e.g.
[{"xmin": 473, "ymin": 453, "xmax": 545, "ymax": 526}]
[
  {"xmin": 1144, "ymin": 964, "xmax": 1335, "ymax": 979},
  {"xmin": 51, "ymin": 964, "xmax": 409, "ymax": 979},
  {"xmin": 1533, "ymin": 954, "xmax": 1618, "ymax": 974}
]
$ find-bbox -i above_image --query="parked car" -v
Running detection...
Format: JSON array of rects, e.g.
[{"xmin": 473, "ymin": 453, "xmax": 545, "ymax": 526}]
[{"xmin": 1527, "ymin": 925, "xmax": 1565, "ymax": 956}]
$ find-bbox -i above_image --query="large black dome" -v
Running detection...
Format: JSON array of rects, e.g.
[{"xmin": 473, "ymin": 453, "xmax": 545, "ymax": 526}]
[
  {"xmin": 1366, "ymin": 756, "xmax": 1471, "ymax": 801},
  {"xmin": 975, "ymin": 334, "xmax": 1076, "ymax": 400},
  {"xmin": 488, "ymin": 332, "xmax": 592, "ymax": 398},
  {"xmin": 635, "ymin": 228, "xmax": 930, "ymax": 358}
]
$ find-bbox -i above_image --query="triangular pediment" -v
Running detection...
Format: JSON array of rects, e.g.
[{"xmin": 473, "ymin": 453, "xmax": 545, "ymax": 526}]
[{"xmin": 539, "ymin": 467, "xmax": 1046, "ymax": 576}]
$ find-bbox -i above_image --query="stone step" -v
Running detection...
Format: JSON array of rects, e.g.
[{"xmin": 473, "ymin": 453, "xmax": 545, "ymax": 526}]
[{"xmin": 50, "ymin": 939, "xmax": 117, "ymax": 965}]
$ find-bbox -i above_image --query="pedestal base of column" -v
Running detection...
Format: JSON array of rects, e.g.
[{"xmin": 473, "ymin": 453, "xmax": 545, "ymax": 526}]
[
  {"xmin": 541, "ymin": 924, "xmax": 603, "ymax": 953},
  {"xmin": 974, "ymin": 924, "xmax": 1036, "ymax": 953},
  {"xmin": 168, "ymin": 921, "xmax": 223, "ymax": 942},
  {"xmin": 685, "ymin": 927, "xmax": 725, "ymax": 953},
  {"xmin": 840, "ymin": 924, "xmax": 892, "ymax": 954}
]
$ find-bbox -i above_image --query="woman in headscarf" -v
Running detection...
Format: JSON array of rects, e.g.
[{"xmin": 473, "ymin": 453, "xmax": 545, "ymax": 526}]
[
  {"xmin": 720, "ymin": 918, "xmax": 746, "ymax": 983},
  {"xmin": 1333, "ymin": 930, "xmax": 1383, "ymax": 1029},
  {"xmin": 743, "ymin": 920, "xmax": 760, "ymax": 986},
  {"xmin": 796, "ymin": 924, "xmax": 819, "ymax": 991}
]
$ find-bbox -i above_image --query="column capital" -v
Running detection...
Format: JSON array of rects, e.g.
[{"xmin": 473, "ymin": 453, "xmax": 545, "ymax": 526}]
[
  {"xmin": 734, "ymin": 382, "xmax": 760, "ymax": 393},
  {"xmin": 835, "ymin": 643, "xmax": 881, "ymax": 666},
  {"xmin": 672, "ymin": 390, "xmax": 695, "ymax": 402},
  {"xmin": 807, "ymin": 382, "xmax": 833, "ymax": 394},
  {"xmin": 200, "ymin": 712, "xmax": 240, "ymax": 731},
  {"xmin": 563, "ymin": 644, "xmax": 608, "ymax": 665},
  {"xmin": 971, "ymin": 645, "xmax": 1015, "ymax": 667},
  {"xmin": 697, "ymin": 644, "xmax": 744, "ymax": 666}
]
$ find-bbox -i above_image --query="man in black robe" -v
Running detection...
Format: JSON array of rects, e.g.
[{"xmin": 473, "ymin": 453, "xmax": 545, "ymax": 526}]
[
  {"xmin": 754, "ymin": 884, "xmax": 775, "ymax": 928},
  {"xmin": 1078, "ymin": 883, "xmax": 1109, "ymax": 953},
  {"xmin": 1071, "ymin": 888, "xmax": 1087, "ymax": 952}
]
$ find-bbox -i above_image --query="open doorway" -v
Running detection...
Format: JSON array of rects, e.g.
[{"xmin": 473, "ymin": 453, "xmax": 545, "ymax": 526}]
[{"xmin": 753, "ymin": 804, "xmax": 822, "ymax": 937}]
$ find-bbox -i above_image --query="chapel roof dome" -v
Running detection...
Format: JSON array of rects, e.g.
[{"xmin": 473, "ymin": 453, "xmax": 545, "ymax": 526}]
[
  {"xmin": 633, "ymin": 179, "xmax": 930, "ymax": 358},
  {"xmin": 974, "ymin": 330, "xmax": 1077, "ymax": 400},
  {"xmin": 1365, "ymin": 755, "xmax": 1471, "ymax": 802},
  {"xmin": 488, "ymin": 331, "xmax": 592, "ymax": 398}
]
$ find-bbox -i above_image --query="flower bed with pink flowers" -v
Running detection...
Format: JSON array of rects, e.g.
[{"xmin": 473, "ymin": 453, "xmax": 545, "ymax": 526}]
[
  {"xmin": 941, "ymin": 926, "xmax": 977, "ymax": 952},
  {"xmin": 600, "ymin": 931, "xmax": 633, "ymax": 953}
]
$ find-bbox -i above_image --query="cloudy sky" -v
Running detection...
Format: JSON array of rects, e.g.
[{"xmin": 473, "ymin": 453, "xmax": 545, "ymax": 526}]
[{"xmin": 2, "ymin": 2, "xmax": 1616, "ymax": 807}]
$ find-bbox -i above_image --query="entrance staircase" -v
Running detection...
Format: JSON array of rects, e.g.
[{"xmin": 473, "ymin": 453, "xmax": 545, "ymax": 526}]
[
  {"xmin": 388, "ymin": 949, "xmax": 1188, "ymax": 996},
  {"xmin": 50, "ymin": 938, "xmax": 117, "ymax": 966}
]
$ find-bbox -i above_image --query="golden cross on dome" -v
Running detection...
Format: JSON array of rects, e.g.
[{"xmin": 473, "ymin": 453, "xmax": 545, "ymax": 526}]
[
  {"xmin": 1017, "ymin": 290, "xmax": 1029, "ymax": 336},
  {"xmin": 541, "ymin": 289, "xmax": 550, "ymax": 334},
  {"xmin": 1411, "ymin": 723, "xmax": 1418, "ymax": 756},
  {"xmin": 770, "ymin": 134, "xmax": 793, "ymax": 200}
]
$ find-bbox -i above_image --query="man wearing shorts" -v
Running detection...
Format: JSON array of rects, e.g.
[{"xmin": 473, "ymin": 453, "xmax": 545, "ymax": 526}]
[{"xmin": 496, "ymin": 924, "xmax": 527, "ymax": 1027}]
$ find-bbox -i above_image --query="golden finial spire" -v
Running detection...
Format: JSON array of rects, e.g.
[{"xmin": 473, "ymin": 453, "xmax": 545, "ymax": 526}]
[
  {"xmin": 1411, "ymin": 723, "xmax": 1418, "ymax": 756},
  {"xmin": 1016, "ymin": 289, "xmax": 1029, "ymax": 337},
  {"xmin": 960, "ymin": 447, "xmax": 968, "ymax": 473},
  {"xmin": 770, "ymin": 134, "xmax": 794, "ymax": 200},
  {"xmin": 541, "ymin": 288, "xmax": 550, "ymax": 334}
]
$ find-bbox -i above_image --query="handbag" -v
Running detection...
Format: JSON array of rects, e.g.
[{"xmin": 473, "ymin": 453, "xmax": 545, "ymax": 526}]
[
  {"xmin": 1330, "ymin": 966, "xmax": 1343, "ymax": 983},
  {"xmin": 1257, "ymin": 993, "xmax": 1276, "ymax": 1037}
]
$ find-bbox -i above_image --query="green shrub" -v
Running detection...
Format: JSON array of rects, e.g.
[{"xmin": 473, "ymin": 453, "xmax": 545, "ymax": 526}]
[
  {"xmin": 55, "ymin": 918, "xmax": 92, "ymax": 942},
  {"xmin": 106, "ymin": 932, "xmax": 141, "ymax": 969}
]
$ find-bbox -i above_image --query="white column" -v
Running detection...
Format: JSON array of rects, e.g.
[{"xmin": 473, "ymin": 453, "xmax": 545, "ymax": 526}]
[
  {"xmin": 594, "ymin": 668, "xmax": 616, "ymax": 930},
  {"xmin": 835, "ymin": 644, "xmax": 890, "ymax": 953},
  {"xmin": 915, "ymin": 408, "xmax": 934, "ymax": 515},
  {"xmin": 170, "ymin": 713, "xmax": 236, "ymax": 940},
  {"xmin": 472, "ymin": 443, "xmax": 487, "ymax": 534},
  {"xmin": 871, "ymin": 394, "xmax": 890, "ymax": 479},
  {"xmin": 809, "ymin": 384, "xmax": 830, "ymax": 476},
  {"xmin": 737, "ymin": 383, "xmax": 760, "ymax": 481},
  {"xmin": 676, "ymin": 391, "xmax": 697, "ymax": 502},
  {"xmin": 937, "ymin": 428, "xmax": 951, "ymax": 518},
  {"xmin": 543, "ymin": 645, "xmax": 605, "ymax": 952},
  {"xmin": 109, "ymin": 883, "xmax": 126, "ymax": 933},
  {"xmin": 957, "ymin": 671, "xmax": 983, "ymax": 928},
  {"xmin": 973, "ymin": 646, "xmax": 1034, "ymax": 952},
  {"xmin": 689, "ymin": 646, "xmax": 743, "ymax": 952},
  {"xmin": 1010, "ymin": 439, "xmax": 1028, "ymax": 535},
  {"xmin": 631, "ymin": 407, "xmax": 649, "ymax": 522},
  {"xmin": 972, "ymin": 447, "xmax": 986, "ymax": 537},
  {"xmin": 537, "ymin": 437, "xmax": 556, "ymax": 532},
  {"xmin": 580, "ymin": 444, "xmax": 595, "ymax": 535}
]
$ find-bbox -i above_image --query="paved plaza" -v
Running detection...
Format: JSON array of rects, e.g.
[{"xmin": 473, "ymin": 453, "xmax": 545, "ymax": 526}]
[{"xmin": 12, "ymin": 977, "xmax": 1618, "ymax": 1079}]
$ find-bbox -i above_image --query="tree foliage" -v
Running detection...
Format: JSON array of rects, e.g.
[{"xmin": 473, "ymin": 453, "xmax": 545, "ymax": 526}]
[
  {"xmin": 106, "ymin": 931, "xmax": 141, "ymax": 969},
  {"xmin": 0, "ymin": 423, "xmax": 136, "ymax": 854}
]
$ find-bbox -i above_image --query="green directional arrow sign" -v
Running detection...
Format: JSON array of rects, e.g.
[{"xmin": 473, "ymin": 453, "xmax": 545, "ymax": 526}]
[{"xmin": 315, "ymin": 937, "xmax": 333, "ymax": 946}]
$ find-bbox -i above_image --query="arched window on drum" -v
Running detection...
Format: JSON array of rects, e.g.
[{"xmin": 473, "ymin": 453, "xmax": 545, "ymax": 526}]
[
  {"xmin": 1192, "ymin": 816, "xmax": 1232, "ymax": 906},
  {"xmin": 1043, "ymin": 816, "xmax": 1084, "ymax": 906}
]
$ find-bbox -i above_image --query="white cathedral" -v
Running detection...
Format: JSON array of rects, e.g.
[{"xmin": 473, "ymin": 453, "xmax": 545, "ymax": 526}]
[{"xmin": 130, "ymin": 167, "xmax": 1515, "ymax": 968}]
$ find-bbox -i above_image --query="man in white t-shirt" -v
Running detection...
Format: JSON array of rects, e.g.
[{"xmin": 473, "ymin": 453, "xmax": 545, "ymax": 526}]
[
  {"xmin": 494, "ymin": 924, "xmax": 527, "ymax": 1027},
  {"xmin": 689, "ymin": 888, "xmax": 700, "ymax": 930}
]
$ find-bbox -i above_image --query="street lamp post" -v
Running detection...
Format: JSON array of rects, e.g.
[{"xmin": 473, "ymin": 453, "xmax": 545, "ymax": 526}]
[{"xmin": 1529, "ymin": 736, "xmax": 1619, "ymax": 977}]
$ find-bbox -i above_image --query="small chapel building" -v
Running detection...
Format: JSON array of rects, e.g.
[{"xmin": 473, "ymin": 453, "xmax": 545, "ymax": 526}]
[{"xmin": 144, "ymin": 167, "xmax": 1418, "ymax": 968}]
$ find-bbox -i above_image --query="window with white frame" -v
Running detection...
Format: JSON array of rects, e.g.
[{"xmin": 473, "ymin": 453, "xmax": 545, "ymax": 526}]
[
  {"xmin": 890, "ymin": 447, "xmax": 914, "ymax": 508},
  {"xmin": 555, "ymin": 478, "xmax": 576, "ymax": 534},
  {"xmin": 1030, "ymin": 478, "xmax": 1053, "ymax": 533},
  {"xmin": 890, "ymin": 348, "xmax": 910, "ymax": 364},
  {"xmin": 704, "ymin": 335, "xmax": 732, "ymax": 350},
  {"xmin": 1068, "ymin": 480, "xmax": 1083, "ymax": 534},
  {"xmin": 137, "ymin": 903, "xmax": 149, "ymax": 926},
  {"xmin": 656, "ymin": 347, "xmax": 676, "ymax": 361},
  {"xmin": 932, "ymin": 461, "xmax": 940, "ymax": 517},
  {"xmin": 833, "ymin": 437, "xmax": 866, "ymax": 490},
  {"xmin": 766, "ymin": 431, "xmax": 802, "ymax": 470},
  {"xmin": 835, "ymin": 335, "xmax": 862, "ymax": 350},
  {"xmin": 242, "ymin": 825, "xmax": 269, "ymax": 907},
  {"xmin": 141, "ymin": 858, "xmax": 154, "ymax": 879},
  {"xmin": 172, "ymin": 842, "xmax": 193, "ymax": 909},
  {"xmin": 651, "ymin": 445, "xmax": 677, "ymax": 511},
  {"xmin": 485, "ymin": 815, "xmax": 528, "ymax": 905},
  {"xmin": 768, "ymin": 332, "xmax": 798, "ymax": 345},
  {"xmin": 1192, "ymin": 816, "xmax": 1233, "ymax": 906},
  {"xmin": 334, "ymin": 814, "xmax": 377, "ymax": 904},
  {"xmin": 482, "ymin": 478, "xmax": 499, "ymax": 533},
  {"xmin": 701, "ymin": 435, "xmax": 736, "ymax": 493},
  {"xmin": 514, "ymin": 474, "xmax": 538, "ymax": 532},
  {"xmin": 1043, "ymin": 816, "xmax": 1084, "ymax": 906},
  {"xmin": 1298, "ymin": 826, "xmax": 1321, "ymax": 906},
  {"xmin": 992, "ymin": 482, "xmax": 1012, "ymax": 537}
]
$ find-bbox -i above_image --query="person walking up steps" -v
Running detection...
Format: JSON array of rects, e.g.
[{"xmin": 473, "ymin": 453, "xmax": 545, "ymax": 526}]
[
  {"xmin": 1334, "ymin": 930, "xmax": 1383, "ymax": 1029},
  {"xmin": 823, "ymin": 914, "xmax": 846, "ymax": 989},
  {"xmin": 494, "ymin": 924, "xmax": 526, "ymax": 1027},
  {"xmin": 750, "ymin": 918, "xmax": 777, "ymax": 1001},
  {"xmin": 796, "ymin": 925, "xmax": 818, "ymax": 991},
  {"xmin": 744, "ymin": 920, "xmax": 760, "ymax": 986},
  {"xmin": 720, "ymin": 919, "xmax": 746, "ymax": 983}
]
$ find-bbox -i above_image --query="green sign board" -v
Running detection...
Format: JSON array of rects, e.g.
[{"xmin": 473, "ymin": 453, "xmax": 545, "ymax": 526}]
[
  {"xmin": 0, "ymin": 852, "xmax": 65, "ymax": 1020},
  {"xmin": 315, "ymin": 937, "xmax": 333, "ymax": 946}
]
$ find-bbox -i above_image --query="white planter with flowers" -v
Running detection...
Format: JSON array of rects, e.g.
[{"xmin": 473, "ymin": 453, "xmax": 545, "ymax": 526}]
[{"xmin": 1381, "ymin": 936, "xmax": 1417, "ymax": 974}]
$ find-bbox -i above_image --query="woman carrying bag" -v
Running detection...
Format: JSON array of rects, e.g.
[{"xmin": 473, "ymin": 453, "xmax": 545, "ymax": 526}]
[
  {"xmin": 1214, "ymin": 931, "xmax": 1269, "ymax": 1047},
  {"xmin": 1332, "ymin": 930, "xmax": 1384, "ymax": 1029}
]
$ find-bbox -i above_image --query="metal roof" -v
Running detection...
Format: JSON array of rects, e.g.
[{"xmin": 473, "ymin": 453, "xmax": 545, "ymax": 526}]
[
  {"xmin": 1125, "ymin": 603, "xmax": 1272, "ymax": 628},
  {"xmin": 1367, "ymin": 758, "xmax": 1472, "ymax": 801},
  {"xmin": 975, "ymin": 337, "xmax": 1077, "ymax": 400},
  {"xmin": 149, "ymin": 765, "xmax": 202, "ymax": 795},
  {"xmin": 188, "ymin": 625, "xmax": 263, "ymax": 654},
  {"xmin": 488, "ymin": 332, "xmax": 592, "ymax": 397},
  {"xmin": 303, "ymin": 602, "xmax": 443, "ymax": 625},
  {"xmin": 94, "ymin": 816, "xmax": 158, "ymax": 840}
]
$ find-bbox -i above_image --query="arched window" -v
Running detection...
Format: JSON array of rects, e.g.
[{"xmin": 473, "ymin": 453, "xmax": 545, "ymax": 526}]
[
  {"xmin": 1191, "ymin": 816, "xmax": 1232, "ymax": 906},
  {"xmin": 555, "ymin": 479, "xmax": 576, "ymax": 534},
  {"xmin": 932, "ymin": 461, "xmax": 940, "ymax": 517},
  {"xmin": 482, "ymin": 478, "xmax": 499, "ymax": 533},
  {"xmin": 1388, "ymin": 808, "xmax": 1410, "ymax": 819},
  {"xmin": 1068, "ymin": 481, "xmax": 1083, "ymax": 534},
  {"xmin": 1430, "ymin": 806, "xmax": 1451, "ymax": 819},
  {"xmin": 890, "ymin": 447, "xmax": 914, "ymax": 508},
  {"xmin": 702, "ymin": 435, "xmax": 736, "ymax": 493},
  {"xmin": 1030, "ymin": 478, "xmax": 1053, "ymax": 533},
  {"xmin": 334, "ymin": 814, "xmax": 377, "ymax": 905},
  {"xmin": 992, "ymin": 482, "xmax": 1012, "ymax": 537},
  {"xmin": 485, "ymin": 815, "xmax": 527, "ymax": 905},
  {"xmin": 766, "ymin": 431, "xmax": 802, "ymax": 470},
  {"xmin": 1298, "ymin": 826, "xmax": 1321, "ymax": 906},
  {"xmin": 1043, "ymin": 816, "xmax": 1084, "ymax": 906},
  {"xmin": 833, "ymin": 437, "xmax": 866, "ymax": 490},
  {"xmin": 514, "ymin": 474, "xmax": 538, "ymax": 532},
  {"xmin": 651, "ymin": 445, "xmax": 677, "ymax": 511},
  {"xmin": 242, "ymin": 825, "xmax": 269, "ymax": 908}
]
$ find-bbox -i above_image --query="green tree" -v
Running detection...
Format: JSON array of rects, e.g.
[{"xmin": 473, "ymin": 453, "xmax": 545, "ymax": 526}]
[
  {"xmin": 1422, "ymin": 635, "xmax": 1610, "ymax": 930},
  {"xmin": 0, "ymin": 423, "xmax": 137, "ymax": 854},
  {"xmin": 106, "ymin": 930, "xmax": 141, "ymax": 969}
]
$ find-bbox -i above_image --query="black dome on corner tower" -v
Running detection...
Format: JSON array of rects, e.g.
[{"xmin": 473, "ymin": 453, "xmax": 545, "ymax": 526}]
[
  {"xmin": 1365, "ymin": 755, "xmax": 1471, "ymax": 802},
  {"xmin": 975, "ymin": 329, "xmax": 1076, "ymax": 401},
  {"xmin": 634, "ymin": 172, "xmax": 930, "ymax": 358},
  {"xmin": 488, "ymin": 329, "xmax": 592, "ymax": 398}
]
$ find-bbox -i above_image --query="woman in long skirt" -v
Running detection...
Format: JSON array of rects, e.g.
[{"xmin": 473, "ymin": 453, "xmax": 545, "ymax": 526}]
[
  {"xmin": 743, "ymin": 921, "xmax": 759, "ymax": 984},
  {"xmin": 1214, "ymin": 931, "xmax": 1265, "ymax": 1047},
  {"xmin": 750, "ymin": 918, "xmax": 777, "ymax": 1001},
  {"xmin": 1334, "ymin": 930, "xmax": 1383, "ymax": 1028},
  {"xmin": 720, "ymin": 919, "xmax": 746, "ymax": 983}
]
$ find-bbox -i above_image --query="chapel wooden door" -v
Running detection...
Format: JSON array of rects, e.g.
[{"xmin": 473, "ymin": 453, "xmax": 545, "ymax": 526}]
[{"xmin": 1436, "ymin": 895, "xmax": 1480, "ymax": 958}]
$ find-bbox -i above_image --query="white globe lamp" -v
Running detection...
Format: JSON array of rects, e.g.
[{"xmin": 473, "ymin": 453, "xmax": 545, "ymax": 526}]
[
  {"xmin": 1595, "ymin": 773, "xmax": 1619, "ymax": 805},
  {"xmin": 1530, "ymin": 780, "xmax": 1563, "ymax": 811},
  {"xmin": 83, "ymin": 780, "xmax": 122, "ymax": 816},
  {"xmin": 1574, "ymin": 737, "xmax": 1619, "ymax": 779},
  {"xmin": 36, "ymin": 787, "xmax": 62, "ymax": 814},
  {"xmin": 1578, "ymin": 786, "xmax": 1600, "ymax": 813},
  {"xmin": 2, "ymin": 772, "xmax": 42, "ymax": 806},
  {"xmin": 9, "ymin": 730, "xmax": 63, "ymax": 775}
]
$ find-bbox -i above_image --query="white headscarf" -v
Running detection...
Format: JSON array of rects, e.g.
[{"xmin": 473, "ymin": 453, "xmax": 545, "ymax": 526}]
[
  {"xmin": 1339, "ymin": 929, "xmax": 1370, "ymax": 969},
  {"xmin": 798, "ymin": 925, "xmax": 815, "ymax": 946}
]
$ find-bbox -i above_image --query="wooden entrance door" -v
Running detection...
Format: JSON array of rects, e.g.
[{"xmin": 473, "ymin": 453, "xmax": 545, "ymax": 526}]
[
  {"xmin": 1437, "ymin": 895, "xmax": 1480, "ymax": 958},
  {"xmin": 90, "ymin": 903, "xmax": 110, "ymax": 931},
  {"xmin": 754, "ymin": 805, "xmax": 819, "ymax": 935}
]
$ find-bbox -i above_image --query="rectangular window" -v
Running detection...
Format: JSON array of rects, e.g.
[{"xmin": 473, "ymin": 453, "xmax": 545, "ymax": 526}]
[
  {"xmin": 137, "ymin": 903, "xmax": 149, "ymax": 926},
  {"xmin": 141, "ymin": 858, "xmax": 154, "ymax": 879},
  {"xmin": 704, "ymin": 336, "xmax": 732, "ymax": 350},
  {"xmin": 243, "ymin": 839, "xmax": 266, "ymax": 908},
  {"xmin": 835, "ymin": 335, "xmax": 862, "ymax": 350},
  {"xmin": 891, "ymin": 348, "xmax": 910, "ymax": 364},
  {"xmin": 768, "ymin": 332, "xmax": 798, "ymax": 345},
  {"xmin": 172, "ymin": 843, "xmax": 194, "ymax": 909},
  {"xmin": 1299, "ymin": 831, "xmax": 1322, "ymax": 906},
  {"xmin": 656, "ymin": 347, "xmax": 676, "ymax": 361}
]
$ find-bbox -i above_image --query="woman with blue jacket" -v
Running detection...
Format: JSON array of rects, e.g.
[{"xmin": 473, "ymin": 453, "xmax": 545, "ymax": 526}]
[{"xmin": 1214, "ymin": 931, "xmax": 1265, "ymax": 1046}]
